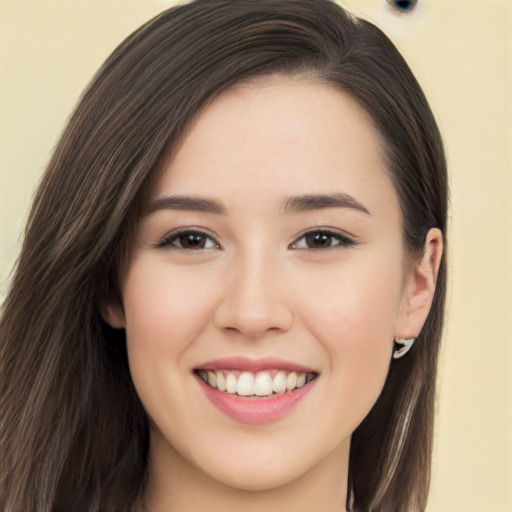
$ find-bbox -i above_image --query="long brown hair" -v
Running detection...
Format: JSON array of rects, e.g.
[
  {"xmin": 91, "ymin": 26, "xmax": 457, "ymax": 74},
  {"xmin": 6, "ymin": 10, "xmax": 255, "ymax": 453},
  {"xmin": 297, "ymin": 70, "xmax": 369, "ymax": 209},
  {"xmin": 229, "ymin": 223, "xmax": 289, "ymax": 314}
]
[{"xmin": 0, "ymin": 1, "xmax": 447, "ymax": 510}]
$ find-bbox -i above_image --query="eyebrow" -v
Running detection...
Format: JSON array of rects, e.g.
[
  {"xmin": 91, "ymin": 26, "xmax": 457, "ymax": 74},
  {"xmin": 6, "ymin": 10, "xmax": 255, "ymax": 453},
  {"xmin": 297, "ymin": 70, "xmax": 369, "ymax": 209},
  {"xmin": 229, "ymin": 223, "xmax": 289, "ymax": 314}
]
[
  {"xmin": 144, "ymin": 192, "xmax": 370, "ymax": 217},
  {"xmin": 145, "ymin": 195, "xmax": 227, "ymax": 215},
  {"xmin": 281, "ymin": 193, "xmax": 371, "ymax": 215}
]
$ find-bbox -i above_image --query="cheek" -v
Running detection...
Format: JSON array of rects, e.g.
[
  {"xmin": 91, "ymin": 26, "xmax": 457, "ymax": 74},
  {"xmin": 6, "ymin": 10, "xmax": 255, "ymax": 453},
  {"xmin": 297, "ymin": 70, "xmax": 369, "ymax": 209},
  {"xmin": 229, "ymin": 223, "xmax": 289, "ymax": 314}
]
[
  {"xmin": 302, "ymin": 254, "xmax": 402, "ymax": 341},
  {"xmin": 298, "ymin": 255, "xmax": 402, "ymax": 415},
  {"xmin": 120, "ymin": 260, "xmax": 220, "ymax": 394},
  {"xmin": 122, "ymin": 261, "xmax": 212, "ymax": 347},
  {"xmin": 120, "ymin": 260, "xmax": 223, "ymax": 441}
]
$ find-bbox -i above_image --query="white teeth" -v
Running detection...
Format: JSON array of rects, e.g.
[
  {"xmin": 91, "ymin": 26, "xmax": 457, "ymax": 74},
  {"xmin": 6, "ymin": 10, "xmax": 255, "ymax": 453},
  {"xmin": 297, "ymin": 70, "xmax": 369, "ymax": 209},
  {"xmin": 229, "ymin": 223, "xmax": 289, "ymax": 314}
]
[
  {"xmin": 225, "ymin": 373, "xmax": 237, "ymax": 394},
  {"xmin": 237, "ymin": 372, "xmax": 255, "ymax": 396},
  {"xmin": 286, "ymin": 372, "xmax": 297, "ymax": 391},
  {"xmin": 272, "ymin": 371, "xmax": 287, "ymax": 394},
  {"xmin": 254, "ymin": 371, "xmax": 273, "ymax": 396},
  {"xmin": 216, "ymin": 371, "xmax": 226, "ymax": 391},
  {"xmin": 198, "ymin": 369, "xmax": 315, "ymax": 396}
]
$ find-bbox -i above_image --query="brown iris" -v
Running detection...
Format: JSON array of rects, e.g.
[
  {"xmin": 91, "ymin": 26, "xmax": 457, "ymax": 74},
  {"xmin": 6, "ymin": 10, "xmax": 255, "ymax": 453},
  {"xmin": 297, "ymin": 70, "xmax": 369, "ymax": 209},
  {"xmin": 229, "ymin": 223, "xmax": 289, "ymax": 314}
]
[
  {"xmin": 178, "ymin": 233, "xmax": 208, "ymax": 249},
  {"xmin": 305, "ymin": 232, "xmax": 334, "ymax": 248}
]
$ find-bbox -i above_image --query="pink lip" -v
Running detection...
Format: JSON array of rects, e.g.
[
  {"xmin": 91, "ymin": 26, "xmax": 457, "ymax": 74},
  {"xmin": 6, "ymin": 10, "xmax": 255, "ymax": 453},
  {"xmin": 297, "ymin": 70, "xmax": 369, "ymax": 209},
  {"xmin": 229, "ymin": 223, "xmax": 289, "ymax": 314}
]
[
  {"xmin": 195, "ymin": 356, "xmax": 316, "ymax": 374},
  {"xmin": 194, "ymin": 356, "xmax": 318, "ymax": 425}
]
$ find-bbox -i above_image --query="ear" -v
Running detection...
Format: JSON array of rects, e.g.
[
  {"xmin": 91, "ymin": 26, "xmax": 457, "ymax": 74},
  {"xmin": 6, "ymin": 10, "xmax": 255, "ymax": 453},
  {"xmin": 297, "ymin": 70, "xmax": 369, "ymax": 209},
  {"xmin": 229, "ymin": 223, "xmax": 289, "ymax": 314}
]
[
  {"xmin": 395, "ymin": 228, "xmax": 443, "ymax": 339},
  {"xmin": 102, "ymin": 302, "xmax": 126, "ymax": 329}
]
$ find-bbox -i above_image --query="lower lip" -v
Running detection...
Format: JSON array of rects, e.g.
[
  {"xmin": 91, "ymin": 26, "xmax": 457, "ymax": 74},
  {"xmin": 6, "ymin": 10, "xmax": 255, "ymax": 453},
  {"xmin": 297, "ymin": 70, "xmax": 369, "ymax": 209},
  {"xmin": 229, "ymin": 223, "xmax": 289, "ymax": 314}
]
[{"xmin": 196, "ymin": 376, "xmax": 316, "ymax": 425}]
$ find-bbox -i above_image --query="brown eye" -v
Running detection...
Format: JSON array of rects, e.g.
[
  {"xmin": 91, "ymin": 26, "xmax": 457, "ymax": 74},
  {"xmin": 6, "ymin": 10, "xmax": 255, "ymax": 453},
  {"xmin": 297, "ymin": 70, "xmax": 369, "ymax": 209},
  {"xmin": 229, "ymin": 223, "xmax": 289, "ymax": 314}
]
[
  {"xmin": 305, "ymin": 232, "xmax": 334, "ymax": 248},
  {"xmin": 178, "ymin": 233, "xmax": 208, "ymax": 249},
  {"xmin": 156, "ymin": 230, "xmax": 219, "ymax": 250},
  {"xmin": 291, "ymin": 230, "xmax": 355, "ymax": 250}
]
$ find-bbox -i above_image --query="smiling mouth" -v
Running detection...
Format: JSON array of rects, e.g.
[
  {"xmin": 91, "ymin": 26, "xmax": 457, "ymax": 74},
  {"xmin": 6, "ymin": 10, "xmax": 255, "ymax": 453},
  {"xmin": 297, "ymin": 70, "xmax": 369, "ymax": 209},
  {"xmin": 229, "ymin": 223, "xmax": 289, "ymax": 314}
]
[{"xmin": 194, "ymin": 369, "xmax": 318, "ymax": 398}]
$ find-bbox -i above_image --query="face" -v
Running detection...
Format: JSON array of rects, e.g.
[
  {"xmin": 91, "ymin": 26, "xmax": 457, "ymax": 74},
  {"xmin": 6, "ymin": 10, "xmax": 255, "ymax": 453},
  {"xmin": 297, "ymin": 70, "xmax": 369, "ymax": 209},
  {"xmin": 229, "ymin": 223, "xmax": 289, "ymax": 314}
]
[{"xmin": 107, "ymin": 78, "xmax": 427, "ymax": 496}]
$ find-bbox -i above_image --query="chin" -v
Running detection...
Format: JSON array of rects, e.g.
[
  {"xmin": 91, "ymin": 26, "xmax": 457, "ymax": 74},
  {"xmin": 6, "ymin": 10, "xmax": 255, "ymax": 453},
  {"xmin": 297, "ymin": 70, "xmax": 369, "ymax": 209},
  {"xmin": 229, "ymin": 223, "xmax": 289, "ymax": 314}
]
[{"xmin": 201, "ymin": 459, "xmax": 311, "ymax": 493}]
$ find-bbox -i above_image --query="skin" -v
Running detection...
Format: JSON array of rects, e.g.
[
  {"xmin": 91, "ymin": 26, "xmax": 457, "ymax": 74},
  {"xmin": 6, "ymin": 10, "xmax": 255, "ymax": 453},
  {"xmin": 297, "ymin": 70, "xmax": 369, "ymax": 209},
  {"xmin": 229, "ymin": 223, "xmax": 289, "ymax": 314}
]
[{"xmin": 105, "ymin": 77, "xmax": 442, "ymax": 512}]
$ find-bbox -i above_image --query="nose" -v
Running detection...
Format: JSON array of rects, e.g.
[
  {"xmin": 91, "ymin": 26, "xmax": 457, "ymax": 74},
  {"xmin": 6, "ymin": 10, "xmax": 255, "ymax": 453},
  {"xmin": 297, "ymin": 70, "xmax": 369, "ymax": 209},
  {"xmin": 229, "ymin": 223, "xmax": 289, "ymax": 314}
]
[{"xmin": 213, "ymin": 253, "xmax": 294, "ymax": 339}]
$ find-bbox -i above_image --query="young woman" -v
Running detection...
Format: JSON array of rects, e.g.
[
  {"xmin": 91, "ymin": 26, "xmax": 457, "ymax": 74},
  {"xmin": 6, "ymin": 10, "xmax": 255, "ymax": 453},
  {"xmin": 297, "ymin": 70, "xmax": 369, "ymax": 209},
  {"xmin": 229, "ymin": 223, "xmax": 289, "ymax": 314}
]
[{"xmin": 0, "ymin": 1, "xmax": 447, "ymax": 511}]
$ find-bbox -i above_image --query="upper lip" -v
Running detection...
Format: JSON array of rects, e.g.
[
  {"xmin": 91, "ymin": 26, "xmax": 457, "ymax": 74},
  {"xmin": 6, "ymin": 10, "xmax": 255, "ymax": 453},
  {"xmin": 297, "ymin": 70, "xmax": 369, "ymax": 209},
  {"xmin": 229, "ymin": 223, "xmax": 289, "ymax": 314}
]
[{"xmin": 194, "ymin": 356, "xmax": 317, "ymax": 374}]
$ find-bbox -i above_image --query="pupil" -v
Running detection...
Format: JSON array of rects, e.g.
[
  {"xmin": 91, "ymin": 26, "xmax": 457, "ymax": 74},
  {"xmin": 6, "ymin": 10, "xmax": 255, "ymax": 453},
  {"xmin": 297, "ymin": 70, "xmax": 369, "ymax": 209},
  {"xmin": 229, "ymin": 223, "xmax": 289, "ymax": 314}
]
[
  {"xmin": 307, "ymin": 232, "xmax": 331, "ymax": 248},
  {"xmin": 182, "ymin": 234, "xmax": 205, "ymax": 248}
]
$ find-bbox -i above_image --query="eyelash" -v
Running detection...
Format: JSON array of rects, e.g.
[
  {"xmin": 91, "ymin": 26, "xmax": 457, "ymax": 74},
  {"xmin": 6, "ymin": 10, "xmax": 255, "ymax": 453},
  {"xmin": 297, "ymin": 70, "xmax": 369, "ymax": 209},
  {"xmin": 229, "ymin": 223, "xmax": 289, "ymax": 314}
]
[
  {"xmin": 155, "ymin": 229, "xmax": 220, "ymax": 250},
  {"xmin": 290, "ymin": 229, "xmax": 356, "ymax": 250},
  {"xmin": 155, "ymin": 228, "xmax": 356, "ymax": 251}
]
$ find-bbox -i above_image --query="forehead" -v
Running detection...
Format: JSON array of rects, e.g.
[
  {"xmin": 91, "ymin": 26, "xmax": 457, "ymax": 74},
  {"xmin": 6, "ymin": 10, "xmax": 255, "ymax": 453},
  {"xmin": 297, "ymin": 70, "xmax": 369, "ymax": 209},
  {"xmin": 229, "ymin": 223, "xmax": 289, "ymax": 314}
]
[{"xmin": 154, "ymin": 77, "xmax": 398, "ymax": 216}]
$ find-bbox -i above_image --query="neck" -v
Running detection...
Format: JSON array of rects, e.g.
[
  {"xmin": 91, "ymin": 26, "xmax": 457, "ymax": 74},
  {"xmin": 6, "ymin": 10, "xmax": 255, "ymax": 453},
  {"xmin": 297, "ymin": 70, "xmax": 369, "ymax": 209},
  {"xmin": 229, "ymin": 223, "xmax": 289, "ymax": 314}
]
[{"xmin": 139, "ymin": 435, "xmax": 349, "ymax": 512}]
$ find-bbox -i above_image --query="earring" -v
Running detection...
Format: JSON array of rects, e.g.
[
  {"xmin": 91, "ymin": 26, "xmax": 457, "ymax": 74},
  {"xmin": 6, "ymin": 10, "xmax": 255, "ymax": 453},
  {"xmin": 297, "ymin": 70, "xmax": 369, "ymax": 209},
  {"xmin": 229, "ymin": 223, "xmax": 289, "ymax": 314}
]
[{"xmin": 393, "ymin": 337, "xmax": 416, "ymax": 359}]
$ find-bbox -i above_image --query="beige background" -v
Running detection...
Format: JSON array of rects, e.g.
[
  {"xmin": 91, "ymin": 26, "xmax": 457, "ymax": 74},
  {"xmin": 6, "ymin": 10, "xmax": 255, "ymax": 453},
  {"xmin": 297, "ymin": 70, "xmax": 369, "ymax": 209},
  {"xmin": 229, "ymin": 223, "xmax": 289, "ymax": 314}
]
[{"xmin": 0, "ymin": 1, "xmax": 510, "ymax": 510}]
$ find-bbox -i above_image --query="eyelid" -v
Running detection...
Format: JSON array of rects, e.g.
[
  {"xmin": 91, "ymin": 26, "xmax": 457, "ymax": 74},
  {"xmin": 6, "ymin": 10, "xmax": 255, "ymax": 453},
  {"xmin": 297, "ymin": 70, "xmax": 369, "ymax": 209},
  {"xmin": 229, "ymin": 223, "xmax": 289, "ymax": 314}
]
[
  {"xmin": 290, "ymin": 228, "xmax": 357, "ymax": 250},
  {"xmin": 155, "ymin": 227, "xmax": 221, "ymax": 250}
]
